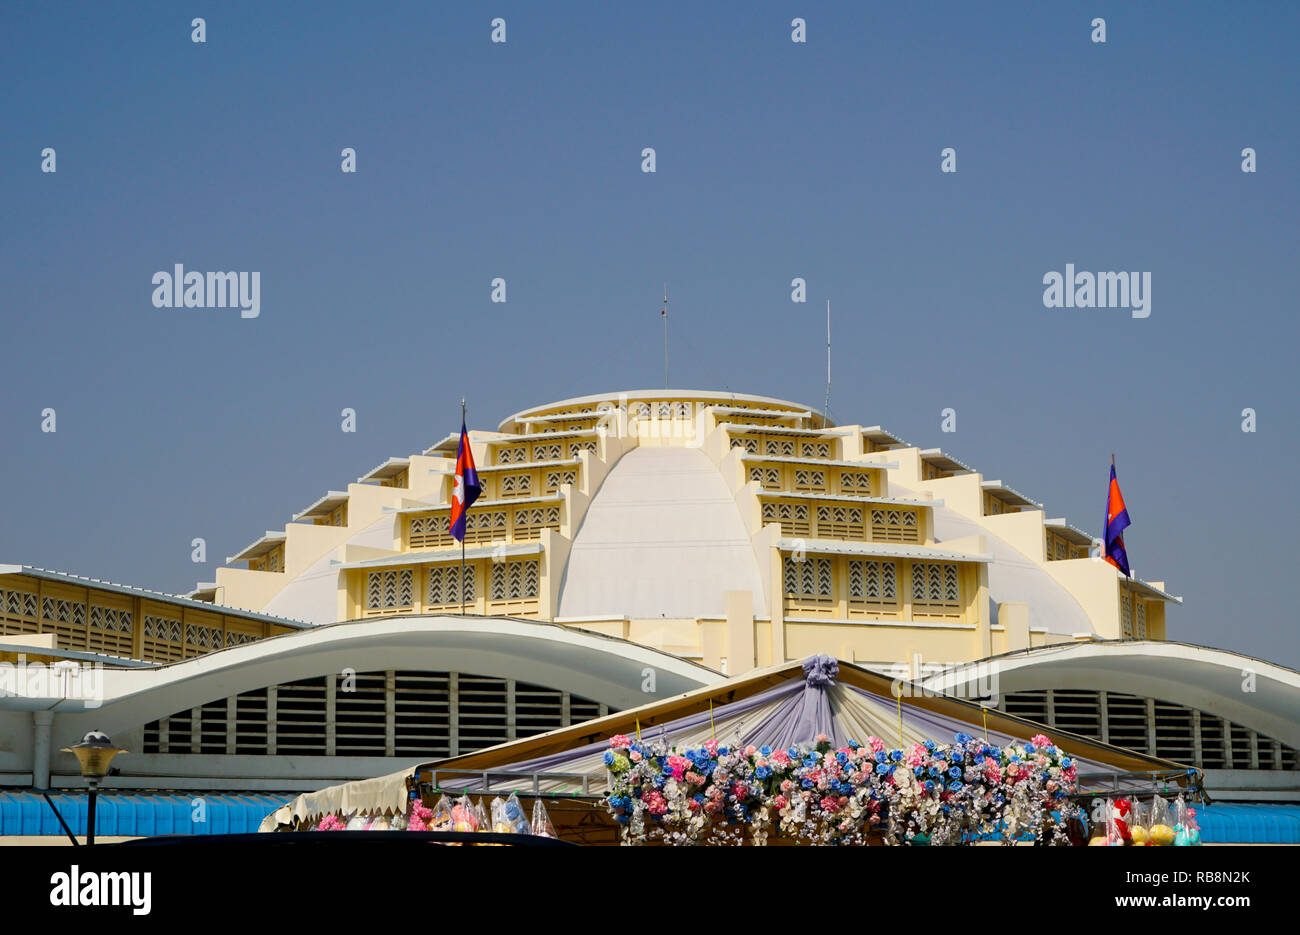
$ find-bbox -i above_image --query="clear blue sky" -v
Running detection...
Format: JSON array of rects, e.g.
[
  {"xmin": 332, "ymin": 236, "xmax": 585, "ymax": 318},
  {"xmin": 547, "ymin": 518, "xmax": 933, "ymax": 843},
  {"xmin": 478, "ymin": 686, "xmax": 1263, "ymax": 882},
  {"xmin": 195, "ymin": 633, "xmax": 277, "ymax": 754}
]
[{"xmin": 2, "ymin": 2, "xmax": 1297, "ymax": 666}]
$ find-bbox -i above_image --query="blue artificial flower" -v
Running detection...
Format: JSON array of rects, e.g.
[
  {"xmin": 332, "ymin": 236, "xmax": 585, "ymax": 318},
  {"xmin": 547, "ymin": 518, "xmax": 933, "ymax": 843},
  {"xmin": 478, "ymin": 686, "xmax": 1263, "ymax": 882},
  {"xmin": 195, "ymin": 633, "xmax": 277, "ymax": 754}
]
[
  {"xmin": 603, "ymin": 751, "xmax": 616, "ymax": 766},
  {"xmin": 1061, "ymin": 757, "xmax": 1073, "ymax": 769},
  {"xmin": 760, "ymin": 745, "xmax": 772, "ymax": 757},
  {"xmin": 955, "ymin": 732, "xmax": 972, "ymax": 744},
  {"xmin": 924, "ymin": 780, "xmax": 935, "ymax": 792},
  {"xmin": 802, "ymin": 778, "xmax": 814, "ymax": 789},
  {"xmin": 718, "ymin": 747, "xmax": 730, "ymax": 756},
  {"xmin": 924, "ymin": 739, "xmax": 937, "ymax": 751},
  {"xmin": 874, "ymin": 751, "xmax": 887, "ymax": 764},
  {"xmin": 875, "ymin": 763, "xmax": 891, "ymax": 775},
  {"xmin": 913, "ymin": 766, "xmax": 923, "ymax": 777},
  {"xmin": 693, "ymin": 794, "xmax": 706, "ymax": 804},
  {"xmin": 928, "ymin": 766, "xmax": 940, "ymax": 777},
  {"xmin": 1024, "ymin": 743, "xmax": 1036, "ymax": 755},
  {"xmin": 949, "ymin": 781, "xmax": 963, "ymax": 792},
  {"xmin": 1010, "ymin": 755, "xmax": 1021, "ymax": 763},
  {"xmin": 890, "ymin": 750, "xmax": 903, "ymax": 763},
  {"xmin": 847, "ymin": 739, "xmax": 861, "ymax": 750},
  {"xmin": 948, "ymin": 767, "xmax": 962, "ymax": 779},
  {"xmin": 951, "ymin": 752, "xmax": 964, "ymax": 764},
  {"xmin": 837, "ymin": 751, "xmax": 849, "ymax": 765},
  {"xmin": 755, "ymin": 766, "xmax": 772, "ymax": 780}
]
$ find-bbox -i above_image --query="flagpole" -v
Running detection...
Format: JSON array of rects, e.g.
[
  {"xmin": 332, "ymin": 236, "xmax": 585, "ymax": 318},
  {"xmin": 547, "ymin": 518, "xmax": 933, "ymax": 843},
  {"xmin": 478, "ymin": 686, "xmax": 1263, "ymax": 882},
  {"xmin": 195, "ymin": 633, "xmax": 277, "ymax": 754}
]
[{"xmin": 461, "ymin": 397, "xmax": 467, "ymax": 617}]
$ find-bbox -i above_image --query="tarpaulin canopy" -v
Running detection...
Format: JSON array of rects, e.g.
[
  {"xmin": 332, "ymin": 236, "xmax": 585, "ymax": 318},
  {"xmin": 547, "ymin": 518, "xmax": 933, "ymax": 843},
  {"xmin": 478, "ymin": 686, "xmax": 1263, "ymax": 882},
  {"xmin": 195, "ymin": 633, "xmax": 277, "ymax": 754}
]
[
  {"xmin": 260, "ymin": 655, "xmax": 1197, "ymax": 831},
  {"xmin": 1, "ymin": 792, "xmax": 289, "ymax": 837}
]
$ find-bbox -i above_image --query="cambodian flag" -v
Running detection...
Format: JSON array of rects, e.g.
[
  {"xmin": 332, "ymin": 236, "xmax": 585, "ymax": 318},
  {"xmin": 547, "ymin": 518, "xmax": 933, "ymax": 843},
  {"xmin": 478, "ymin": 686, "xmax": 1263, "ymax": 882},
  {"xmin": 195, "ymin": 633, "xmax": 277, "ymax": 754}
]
[
  {"xmin": 1103, "ymin": 460, "xmax": 1131, "ymax": 577},
  {"xmin": 448, "ymin": 421, "xmax": 481, "ymax": 541}
]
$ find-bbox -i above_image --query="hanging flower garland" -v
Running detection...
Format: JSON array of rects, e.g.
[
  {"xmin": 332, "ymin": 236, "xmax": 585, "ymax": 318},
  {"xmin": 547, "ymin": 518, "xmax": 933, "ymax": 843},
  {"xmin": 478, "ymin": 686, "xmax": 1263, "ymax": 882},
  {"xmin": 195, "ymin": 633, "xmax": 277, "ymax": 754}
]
[{"xmin": 604, "ymin": 732, "xmax": 1081, "ymax": 846}]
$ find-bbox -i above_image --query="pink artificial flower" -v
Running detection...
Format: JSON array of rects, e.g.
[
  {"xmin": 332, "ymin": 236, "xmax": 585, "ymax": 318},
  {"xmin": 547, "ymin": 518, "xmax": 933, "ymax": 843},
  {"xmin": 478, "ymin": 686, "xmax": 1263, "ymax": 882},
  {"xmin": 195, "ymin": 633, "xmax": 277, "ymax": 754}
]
[
  {"xmin": 688, "ymin": 799, "xmax": 702, "ymax": 813},
  {"xmin": 744, "ymin": 745, "xmax": 757, "ymax": 757},
  {"xmin": 1036, "ymin": 754, "xmax": 1049, "ymax": 768},
  {"xmin": 815, "ymin": 733, "xmax": 830, "ymax": 745},
  {"xmin": 609, "ymin": 734, "xmax": 631, "ymax": 750},
  {"xmin": 868, "ymin": 736, "xmax": 885, "ymax": 753},
  {"xmin": 666, "ymin": 755, "xmax": 690, "ymax": 781},
  {"xmin": 643, "ymin": 790, "xmax": 668, "ymax": 816},
  {"xmin": 685, "ymin": 771, "xmax": 703, "ymax": 785},
  {"xmin": 774, "ymin": 795, "xmax": 788, "ymax": 810},
  {"xmin": 780, "ymin": 779, "xmax": 793, "ymax": 793},
  {"xmin": 772, "ymin": 750, "xmax": 791, "ymax": 767},
  {"xmin": 629, "ymin": 750, "xmax": 642, "ymax": 762},
  {"xmin": 704, "ymin": 739, "xmax": 720, "ymax": 756},
  {"xmin": 819, "ymin": 795, "xmax": 840, "ymax": 813},
  {"xmin": 1031, "ymin": 734, "xmax": 1051, "ymax": 748}
]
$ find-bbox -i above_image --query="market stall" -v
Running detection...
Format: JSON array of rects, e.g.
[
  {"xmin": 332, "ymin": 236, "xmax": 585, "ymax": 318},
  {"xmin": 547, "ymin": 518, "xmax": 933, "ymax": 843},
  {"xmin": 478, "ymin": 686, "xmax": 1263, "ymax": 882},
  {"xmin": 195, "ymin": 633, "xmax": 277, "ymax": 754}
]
[{"xmin": 260, "ymin": 655, "xmax": 1202, "ymax": 845}]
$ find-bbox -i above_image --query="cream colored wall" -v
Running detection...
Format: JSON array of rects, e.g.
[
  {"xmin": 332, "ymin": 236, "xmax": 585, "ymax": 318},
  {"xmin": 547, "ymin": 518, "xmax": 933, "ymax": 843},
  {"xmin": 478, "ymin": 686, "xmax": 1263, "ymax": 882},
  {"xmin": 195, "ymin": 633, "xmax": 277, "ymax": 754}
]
[
  {"xmin": 1044, "ymin": 559, "xmax": 1125, "ymax": 638},
  {"xmin": 982, "ymin": 509, "xmax": 1050, "ymax": 561}
]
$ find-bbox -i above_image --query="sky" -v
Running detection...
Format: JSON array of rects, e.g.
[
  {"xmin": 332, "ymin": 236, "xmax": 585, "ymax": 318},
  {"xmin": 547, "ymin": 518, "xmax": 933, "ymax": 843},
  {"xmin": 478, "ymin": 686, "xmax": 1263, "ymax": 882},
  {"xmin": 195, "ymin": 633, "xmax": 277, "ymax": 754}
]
[{"xmin": 2, "ymin": 2, "xmax": 1297, "ymax": 667}]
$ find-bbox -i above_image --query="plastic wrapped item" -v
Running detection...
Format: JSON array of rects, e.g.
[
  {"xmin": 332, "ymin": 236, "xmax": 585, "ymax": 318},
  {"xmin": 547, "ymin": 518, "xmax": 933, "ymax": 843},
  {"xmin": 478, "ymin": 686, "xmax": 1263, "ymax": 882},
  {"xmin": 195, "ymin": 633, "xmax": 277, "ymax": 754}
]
[
  {"xmin": 1147, "ymin": 795, "xmax": 1175, "ymax": 846},
  {"xmin": 429, "ymin": 795, "xmax": 455, "ymax": 834},
  {"xmin": 1101, "ymin": 798, "xmax": 1129, "ymax": 846},
  {"xmin": 491, "ymin": 794, "xmax": 532, "ymax": 836},
  {"xmin": 1128, "ymin": 799, "xmax": 1150, "ymax": 846},
  {"xmin": 345, "ymin": 812, "xmax": 367, "ymax": 831},
  {"xmin": 1172, "ymin": 796, "xmax": 1202, "ymax": 846},
  {"xmin": 451, "ymin": 796, "xmax": 480, "ymax": 833},
  {"xmin": 531, "ymin": 799, "xmax": 557, "ymax": 838}
]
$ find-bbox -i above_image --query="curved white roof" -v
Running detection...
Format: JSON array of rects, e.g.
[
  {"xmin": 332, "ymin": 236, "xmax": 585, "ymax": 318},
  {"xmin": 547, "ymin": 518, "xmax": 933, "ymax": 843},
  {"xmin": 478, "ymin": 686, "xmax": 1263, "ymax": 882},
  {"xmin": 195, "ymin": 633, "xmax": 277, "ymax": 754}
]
[
  {"xmin": 922, "ymin": 641, "xmax": 1300, "ymax": 748},
  {"xmin": 22, "ymin": 616, "xmax": 722, "ymax": 752},
  {"xmin": 557, "ymin": 447, "xmax": 768, "ymax": 619}
]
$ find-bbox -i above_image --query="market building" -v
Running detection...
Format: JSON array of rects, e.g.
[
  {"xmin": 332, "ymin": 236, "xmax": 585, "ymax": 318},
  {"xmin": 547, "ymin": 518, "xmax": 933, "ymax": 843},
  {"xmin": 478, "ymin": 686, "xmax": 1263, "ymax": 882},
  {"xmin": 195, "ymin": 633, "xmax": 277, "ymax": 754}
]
[{"xmin": 1, "ymin": 389, "xmax": 1296, "ymax": 838}]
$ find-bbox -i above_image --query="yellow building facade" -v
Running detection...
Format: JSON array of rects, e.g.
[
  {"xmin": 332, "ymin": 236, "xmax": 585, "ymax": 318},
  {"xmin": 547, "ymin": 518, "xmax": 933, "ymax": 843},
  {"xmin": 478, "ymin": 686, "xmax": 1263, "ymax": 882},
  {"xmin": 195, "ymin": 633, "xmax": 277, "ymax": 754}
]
[{"xmin": 206, "ymin": 389, "xmax": 1179, "ymax": 677}]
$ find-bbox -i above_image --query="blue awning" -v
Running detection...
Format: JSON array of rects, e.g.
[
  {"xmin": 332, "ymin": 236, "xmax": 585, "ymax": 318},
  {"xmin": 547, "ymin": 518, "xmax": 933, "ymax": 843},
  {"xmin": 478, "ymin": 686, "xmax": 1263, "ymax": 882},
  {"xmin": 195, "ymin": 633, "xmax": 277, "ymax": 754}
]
[
  {"xmin": 1196, "ymin": 803, "xmax": 1300, "ymax": 844},
  {"xmin": 0, "ymin": 792, "xmax": 294, "ymax": 837}
]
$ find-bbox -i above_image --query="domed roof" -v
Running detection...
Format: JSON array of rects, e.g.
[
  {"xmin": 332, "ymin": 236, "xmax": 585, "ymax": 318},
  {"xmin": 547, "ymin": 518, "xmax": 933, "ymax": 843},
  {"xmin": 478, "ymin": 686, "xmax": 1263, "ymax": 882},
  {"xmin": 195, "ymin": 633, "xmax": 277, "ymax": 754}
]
[{"xmin": 557, "ymin": 446, "xmax": 767, "ymax": 619}]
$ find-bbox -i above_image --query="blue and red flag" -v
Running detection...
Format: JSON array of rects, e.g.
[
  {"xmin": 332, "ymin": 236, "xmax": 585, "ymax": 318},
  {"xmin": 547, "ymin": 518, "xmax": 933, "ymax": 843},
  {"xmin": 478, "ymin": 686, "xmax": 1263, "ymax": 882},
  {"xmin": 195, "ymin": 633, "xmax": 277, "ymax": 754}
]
[
  {"xmin": 1103, "ymin": 458, "xmax": 1131, "ymax": 577},
  {"xmin": 449, "ymin": 421, "xmax": 481, "ymax": 541}
]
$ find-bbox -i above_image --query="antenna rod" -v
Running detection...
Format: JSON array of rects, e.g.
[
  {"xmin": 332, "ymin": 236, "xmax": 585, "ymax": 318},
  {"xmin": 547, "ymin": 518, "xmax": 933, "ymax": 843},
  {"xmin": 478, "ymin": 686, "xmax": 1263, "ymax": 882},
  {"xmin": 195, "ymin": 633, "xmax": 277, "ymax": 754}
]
[
  {"xmin": 824, "ymin": 299, "xmax": 831, "ymax": 427},
  {"xmin": 663, "ymin": 283, "xmax": 669, "ymax": 389}
]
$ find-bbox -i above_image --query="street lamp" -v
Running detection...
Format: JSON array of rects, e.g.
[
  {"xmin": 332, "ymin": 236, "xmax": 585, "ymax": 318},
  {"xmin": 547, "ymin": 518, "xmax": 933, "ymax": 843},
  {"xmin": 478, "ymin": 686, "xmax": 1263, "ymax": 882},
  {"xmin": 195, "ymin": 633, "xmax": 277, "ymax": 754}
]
[{"xmin": 61, "ymin": 731, "xmax": 126, "ymax": 846}]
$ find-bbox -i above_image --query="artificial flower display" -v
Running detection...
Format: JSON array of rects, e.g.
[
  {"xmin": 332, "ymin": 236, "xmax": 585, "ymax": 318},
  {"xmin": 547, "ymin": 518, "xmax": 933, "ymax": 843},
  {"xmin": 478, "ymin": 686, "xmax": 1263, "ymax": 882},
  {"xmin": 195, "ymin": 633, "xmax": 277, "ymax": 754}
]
[{"xmin": 604, "ymin": 731, "xmax": 1082, "ymax": 846}]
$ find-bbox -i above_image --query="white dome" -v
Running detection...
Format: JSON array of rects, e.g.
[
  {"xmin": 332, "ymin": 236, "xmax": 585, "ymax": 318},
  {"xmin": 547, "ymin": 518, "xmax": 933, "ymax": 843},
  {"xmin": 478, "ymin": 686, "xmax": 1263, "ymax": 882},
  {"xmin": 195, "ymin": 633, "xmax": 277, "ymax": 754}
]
[{"xmin": 557, "ymin": 447, "xmax": 767, "ymax": 619}]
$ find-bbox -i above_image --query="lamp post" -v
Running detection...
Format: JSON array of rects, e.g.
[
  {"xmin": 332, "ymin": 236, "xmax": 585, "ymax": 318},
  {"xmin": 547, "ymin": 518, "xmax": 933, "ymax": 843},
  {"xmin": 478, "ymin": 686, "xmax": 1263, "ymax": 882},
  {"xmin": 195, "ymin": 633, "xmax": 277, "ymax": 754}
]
[{"xmin": 61, "ymin": 731, "xmax": 125, "ymax": 846}]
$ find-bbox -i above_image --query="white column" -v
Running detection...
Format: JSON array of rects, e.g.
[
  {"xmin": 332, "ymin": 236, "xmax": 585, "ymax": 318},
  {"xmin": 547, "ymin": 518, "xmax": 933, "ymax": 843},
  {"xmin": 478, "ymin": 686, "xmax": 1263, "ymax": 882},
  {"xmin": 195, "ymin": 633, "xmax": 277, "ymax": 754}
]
[{"xmin": 32, "ymin": 710, "xmax": 54, "ymax": 789}]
